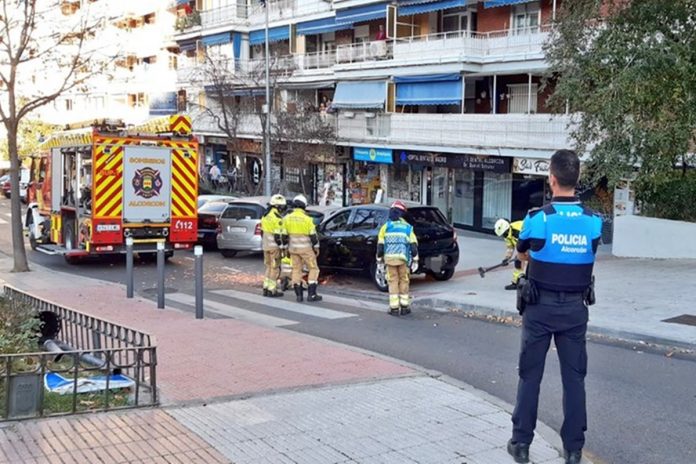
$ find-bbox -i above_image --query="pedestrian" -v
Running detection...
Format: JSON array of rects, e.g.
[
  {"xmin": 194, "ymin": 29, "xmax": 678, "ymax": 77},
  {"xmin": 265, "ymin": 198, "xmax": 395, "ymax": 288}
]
[
  {"xmin": 507, "ymin": 150, "xmax": 602, "ymax": 464},
  {"xmin": 209, "ymin": 163, "xmax": 221, "ymax": 190},
  {"xmin": 375, "ymin": 24, "xmax": 387, "ymax": 41},
  {"xmin": 494, "ymin": 218, "xmax": 525, "ymax": 290},
  {"xmin": 227, "ymin": 165, "xmax": 237, "ymax": 192},
  {"xmin": 376, "ymin": 200, "xmax": 419, "ymax": 316},
  {"xmin": 260, "ymin": 194, "xmax": 287, "ymax": 297},
  {"xmin": 284, "ymin": 194, "xmax": 322, "ymax": 302}
]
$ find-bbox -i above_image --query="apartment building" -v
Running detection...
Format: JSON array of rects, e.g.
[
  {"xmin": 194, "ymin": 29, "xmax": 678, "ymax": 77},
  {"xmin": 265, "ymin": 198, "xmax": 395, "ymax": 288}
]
[
  {"xmin": 174, "ymin": 0, "xmax": 570, "ymax": 232},
  {"xmin": 38, "ymin": 0, "xmax": 179, "ymax": 126}
]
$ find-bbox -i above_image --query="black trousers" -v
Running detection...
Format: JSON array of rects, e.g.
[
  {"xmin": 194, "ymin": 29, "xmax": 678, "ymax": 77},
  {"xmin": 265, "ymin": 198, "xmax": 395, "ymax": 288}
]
[{"xmin": 512, "ymin": 291, "xmax": 589, "ymax": 452}]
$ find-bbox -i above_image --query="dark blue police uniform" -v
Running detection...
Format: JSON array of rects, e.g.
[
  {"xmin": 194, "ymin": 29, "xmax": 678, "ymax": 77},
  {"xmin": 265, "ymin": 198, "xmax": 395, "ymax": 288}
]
[{"xmin": 512, "ymin": 196, "xmax": 603, "ymax": 453}]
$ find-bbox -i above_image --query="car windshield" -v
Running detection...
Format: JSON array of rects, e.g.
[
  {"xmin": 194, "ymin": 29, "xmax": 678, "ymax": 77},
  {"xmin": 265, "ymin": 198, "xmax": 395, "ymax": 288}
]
[
  {"xmin": 199, "ymin": 202, "xmax": 229, "ymax": 214},
  {"xmin": 222, "ymin": 204, "xmax": 264, "ymax": 220},
  {"xmin": 405, "ymin": 208, "xmax": 448, "ymax": 226}
]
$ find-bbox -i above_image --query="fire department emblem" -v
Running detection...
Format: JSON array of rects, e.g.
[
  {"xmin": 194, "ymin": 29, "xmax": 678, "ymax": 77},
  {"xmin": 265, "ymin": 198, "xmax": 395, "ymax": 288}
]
[{"xmin": 132, "ymin": 167, "xmax": 163, "ymax": 199}]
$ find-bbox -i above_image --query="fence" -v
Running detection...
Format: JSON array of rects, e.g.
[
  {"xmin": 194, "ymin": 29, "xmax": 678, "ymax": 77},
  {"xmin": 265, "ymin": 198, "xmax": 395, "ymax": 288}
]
[{"xmin": 1, "ymin": 286, "xmax": 157, "ymax": 421}]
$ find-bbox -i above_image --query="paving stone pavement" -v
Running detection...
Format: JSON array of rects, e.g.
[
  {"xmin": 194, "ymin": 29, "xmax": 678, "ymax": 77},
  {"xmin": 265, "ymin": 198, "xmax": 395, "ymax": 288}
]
[{"xmin": 169, "ymin": 376, "xmax": 567, "ymax": 464}]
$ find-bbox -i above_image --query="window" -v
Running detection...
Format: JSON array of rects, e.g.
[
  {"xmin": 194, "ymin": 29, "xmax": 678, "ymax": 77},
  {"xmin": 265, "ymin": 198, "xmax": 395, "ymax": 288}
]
[
  {"xmin": 351, "ymin": 209, "xmax": 384, "ymax": 231},
  {"xmin": 92, "ymin": 96, "xmax": 105, "ymax": 110},
  {"xmin": 511, "ymin": 2, "xmax": 540, "ymax": 34},
  {"xmin": 507, "ymin": 83, "xmax": 538, "ymax": 114},
  {"xmin": 222, "ymin": 204, "xmax": 264, "ymax": 220},
  {"xmin": 127, "ymin": 93, "xmax": 147, "ymax": 108},
  {"xmin": 442, "ymin": 8, "xmax": 470, "ymax": 36},
  {"xmin": 482, "ymin": 172, "xmax": 512, "ymax": 229},
  {"xmin": 405, "ymin": 207, "xmax": 448, "ymax": 227},
  {"xmin": 65, "ymin": 99, "xmax": 73, "ymax": 111},
  {"xmin": 323, "ymin": 210, "xmax": 351, "ymax": 232},
  {"xmin": 353, "ymin": 25, "xmax": 369, "ymax": 44},
  {"xmin": 169, "ymin": 55, "xmax": 178, "ymax": 70}
]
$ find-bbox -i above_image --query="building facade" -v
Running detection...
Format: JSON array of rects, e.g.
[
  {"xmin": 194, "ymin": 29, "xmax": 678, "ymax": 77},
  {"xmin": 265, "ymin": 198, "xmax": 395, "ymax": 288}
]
[{"xmin": 173, "ymin": 0, "xmax": 570, "ymax": 232}]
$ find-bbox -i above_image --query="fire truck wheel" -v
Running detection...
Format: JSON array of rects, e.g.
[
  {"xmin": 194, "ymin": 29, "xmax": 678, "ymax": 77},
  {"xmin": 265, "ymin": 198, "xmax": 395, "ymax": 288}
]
[
  {"xmin": 63, "ymin": 223, "xmax": 76, "ymax": 251},
  {"xmin": 26, "ymin": 216, "xmax": 38, "ymax": 250}
]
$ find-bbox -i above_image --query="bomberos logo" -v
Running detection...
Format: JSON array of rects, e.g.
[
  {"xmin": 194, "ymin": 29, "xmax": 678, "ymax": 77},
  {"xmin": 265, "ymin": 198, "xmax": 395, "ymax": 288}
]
[{"xmin": 132, "ymin": 167, "xmax": 163, "ymax": 199}]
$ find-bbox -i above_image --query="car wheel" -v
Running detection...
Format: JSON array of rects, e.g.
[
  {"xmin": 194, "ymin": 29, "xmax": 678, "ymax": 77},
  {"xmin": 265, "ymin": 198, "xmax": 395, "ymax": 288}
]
[
  {"xmin": 370, "ymin": 261, "xmax": 388, "ymax": 293},
  {"xmin": 26, "ymin": 214, "xmax": 38, "ymax": 250},
  {"xmin": 220, "ymin": 249, "xmax": 237, "ymax": 258},
  {"xmin": 430, "ymin": 268, "xmax": 455, "ymax": 281}
]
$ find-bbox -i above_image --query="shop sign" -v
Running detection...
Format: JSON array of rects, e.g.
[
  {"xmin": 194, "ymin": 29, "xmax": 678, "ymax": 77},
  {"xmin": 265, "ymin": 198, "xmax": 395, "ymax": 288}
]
[
  {"xmin": 353, "ymin": 147, "xmax": 393, "ymax": 164},
  {"xmin": 512, "ymin": 157, "xmax": 550, "ymax": 176},
  {"xmin": 399, "ymin": 150, "xmax": 510, "ymax": 173},
  {"xmin": 285, "ymin": 165, "xmax": 314, "ymax": 194}
]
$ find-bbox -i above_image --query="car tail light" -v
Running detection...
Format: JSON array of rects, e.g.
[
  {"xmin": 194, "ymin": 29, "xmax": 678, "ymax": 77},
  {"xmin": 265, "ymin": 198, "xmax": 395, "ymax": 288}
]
[
  {"xmin": 453, "ymin": 230, "xmax": 458, "ymax": 242},
  {"xmin": 216, "ymin": 224, "xmax": 222, "ymax": 234},
  {"xmin": 254, "ymin": 223, "xmax": 262, "ymax": 236}
]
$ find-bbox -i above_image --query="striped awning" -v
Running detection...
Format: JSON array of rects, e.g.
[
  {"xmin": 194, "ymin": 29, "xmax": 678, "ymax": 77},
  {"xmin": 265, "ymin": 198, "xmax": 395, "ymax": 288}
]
[
  {"xmin": 336, "ymin": 2, "xmax": 388, "ymax": 26},
  {"xmin": 249, "ymin": 25, "xmax": 290, "ymax": 45},
  {"xmin": 398, "ymin": 0, "xmax": 467, "ymax": 16}
]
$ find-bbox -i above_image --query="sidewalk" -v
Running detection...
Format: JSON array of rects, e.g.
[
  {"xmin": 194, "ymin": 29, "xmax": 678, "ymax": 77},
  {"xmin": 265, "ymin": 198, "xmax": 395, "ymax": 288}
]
[{"xmin": 0, "ymin": 258, "xmax": 576, "ymax": 463}]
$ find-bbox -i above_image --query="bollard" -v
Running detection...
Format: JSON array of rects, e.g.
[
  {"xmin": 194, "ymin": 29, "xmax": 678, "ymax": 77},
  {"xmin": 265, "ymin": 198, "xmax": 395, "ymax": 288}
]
[
  {"xmin": 194, "ymin": 245, "xmax": 204, "ymax": 319},
  {"xmin": 157, "ymin": 241, "xmax": 165, "ymax": 309},
  {"xmin": 126, "ymin": 237, "xmax": 134, "ymax": 299}
]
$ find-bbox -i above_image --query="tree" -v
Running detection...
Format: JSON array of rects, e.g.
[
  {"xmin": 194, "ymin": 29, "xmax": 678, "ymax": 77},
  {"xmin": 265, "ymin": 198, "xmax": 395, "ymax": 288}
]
[
  {"xmin": 0, "ymin": 0, "xmax": 110, "ymax": 272},
  {"xmin": 0, "ymin": 119, "xmax": 56, "ymax": 162},
  {"xmin": 545, "ymin": 0, "xmax": 696, "ymax": 220}
]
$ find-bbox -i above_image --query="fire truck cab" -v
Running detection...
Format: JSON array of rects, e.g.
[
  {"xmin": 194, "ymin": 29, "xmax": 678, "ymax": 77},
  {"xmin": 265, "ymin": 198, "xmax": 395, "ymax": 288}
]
[{"xmin": 25, "ymin": 115, "xmax": 199, "ymax": 263}]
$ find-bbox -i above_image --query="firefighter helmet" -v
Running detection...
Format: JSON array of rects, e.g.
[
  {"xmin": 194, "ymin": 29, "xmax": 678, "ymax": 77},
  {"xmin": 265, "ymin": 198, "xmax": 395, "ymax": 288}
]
[
  {"xmin": 293, "ymin": 194, "xmax": 308, "ymax": 209},
  {"xmin": 269, "ymin": 194, "xmax": 286, "ymax": 207},
  {"xmin": 494, "ymin": 218, "xmax": 511, "ymax": 237},
  {"xmin": 391, "ymin": 200, "xmax": 407, "ymax": 212}
]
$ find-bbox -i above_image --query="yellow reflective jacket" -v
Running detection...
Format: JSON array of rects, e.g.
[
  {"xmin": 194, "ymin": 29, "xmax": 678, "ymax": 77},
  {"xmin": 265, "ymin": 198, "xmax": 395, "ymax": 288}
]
[
  {"xmin": 504, "ymin": 220, "xmax": 524, "ymax": 250},
  {"xmin": 261, "ymin": 208, "xmax": 285, "ymax": 250},
  {"xmin": 378, "ymin": 218, "xmax": 418, "ymax": 264},
  {"xmin": 284, "ymin": 208, "xmax": 317, "ymax": 253}
]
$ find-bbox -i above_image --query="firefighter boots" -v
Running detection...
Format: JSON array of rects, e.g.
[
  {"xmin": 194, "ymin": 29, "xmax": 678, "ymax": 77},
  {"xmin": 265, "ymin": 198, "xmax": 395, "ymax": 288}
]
[
  {"xmin": 294, "ymin": 284, "xmax": 304, "ymax": 302},
  {"xmin": 307, "ymin": 283, "xmax": 323, "ymax": 302}
]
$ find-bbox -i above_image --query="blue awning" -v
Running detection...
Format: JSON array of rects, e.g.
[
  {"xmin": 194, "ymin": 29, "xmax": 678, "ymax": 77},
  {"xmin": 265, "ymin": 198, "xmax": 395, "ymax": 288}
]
[
  {"xmin": 336, "ymin": 2, "xmax": 388, "ymax": 26},
  {"xmin": 395, "ymin": 74, "xmax": 462, "ymax": 106},
  {"xmin": 249, "ymin": 25, "xmax": 290, "ymax": 45},
  {"xmin": 201, "ymin": 32, "xmax": 231, "ymax": 47},
  {"xmin": 485, "ymin": 0, "xmax": 533, "ymax": 7},
  {"xmin": 233, "ymin": 32, "xmax": 242, "ymax": 62},
  {"xmin": 398, "ymin": 0, "xmax": 466, "ymax": 16},
  {"xmin": 176, "ymin": 0, "xmax": 189, "ymax": 5},
  {"xmin": 204, "ymin": 86, "xmax": 267, "ymax": 97},
  {"xmin": 297, "ymin": 16, "xmax": 352, "ymax": 36},
  {"xmin": 178, "ymin": 39, "xmax": 197, "ymax": 52},
  {"xmin": 332, "ymin": 81, "xmax": 387, "ymax": 109}
]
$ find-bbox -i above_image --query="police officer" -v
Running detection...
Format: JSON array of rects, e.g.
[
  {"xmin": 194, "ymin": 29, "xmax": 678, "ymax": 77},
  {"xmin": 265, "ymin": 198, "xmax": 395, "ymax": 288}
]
[
  {"xmin": 260, "ymin": 194, "xmax": 287, "ymax": 297},
  {"xmin": 377, "ymin": 201, "xmax": 418, "ymax": 316},
  {"xmin": 494, "ymin": 218, "xmax": 525, "ymax": 290},
  {"xmin": 284, "ymin": 194, "xmax": 322, "ymax": 302},
  {"xmin": 507, "ymin": 150, "xmax": 602, "ymax": 464}
]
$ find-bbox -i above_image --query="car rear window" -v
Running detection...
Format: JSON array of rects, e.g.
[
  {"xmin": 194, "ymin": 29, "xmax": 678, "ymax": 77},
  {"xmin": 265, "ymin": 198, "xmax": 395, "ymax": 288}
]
[
  {"xmin": 199, "ymin": 202, "xmax": 228, "ymax": 214},
  {"xmin": 222, "ymin": 204, "xmax": 264, "ymax": 220},
  {"xmin": 405, "ymin": 208, "xmax": 448, "ymax": 226}
]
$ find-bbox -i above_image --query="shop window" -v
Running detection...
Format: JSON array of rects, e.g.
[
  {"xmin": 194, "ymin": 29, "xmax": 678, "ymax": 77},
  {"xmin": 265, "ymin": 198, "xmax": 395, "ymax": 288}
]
[
  {"xmin": 453, "ymin": 170, "xmax": 475, "ymax": 227},
  {"xmin": 482, "ymin": 172, "xmax": 512, "ymax": 229},
  {"xmin": 323, "ymin": 210, "xmax": 351, "ymax": 232},
  {"xmin": 511, "ymin": 2, "xmax": 540, "ymax": 34}
]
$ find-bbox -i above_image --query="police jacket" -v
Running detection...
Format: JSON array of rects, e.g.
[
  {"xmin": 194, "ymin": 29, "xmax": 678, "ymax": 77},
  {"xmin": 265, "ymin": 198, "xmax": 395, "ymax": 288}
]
[
  {"xmin": 377, "ymin": 219, "xmax": 418, "ymax": 264},
  {"xmin": 517, "ymin": 197, "xmax": 602, "ymax": 293},
  {"xmin": 260, "ymin": 207, "xmax": 285, "ymax": 251},
  {"xmin": 284, "ymin": 208, "xmax": 318, "ymax": 253}
]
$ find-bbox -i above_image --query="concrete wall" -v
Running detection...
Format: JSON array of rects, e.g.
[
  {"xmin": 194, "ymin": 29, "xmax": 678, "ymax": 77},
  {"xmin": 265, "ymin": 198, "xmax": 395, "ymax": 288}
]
[{"xmin": 613, "ymin": 215, "xmax": 696, "ymax": 259}]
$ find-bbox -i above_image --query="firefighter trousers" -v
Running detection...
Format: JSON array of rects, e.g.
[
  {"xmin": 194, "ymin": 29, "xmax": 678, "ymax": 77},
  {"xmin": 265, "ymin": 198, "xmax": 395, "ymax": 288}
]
[
  {"xmin": 263, "ymin": 249, "xmax": 282, "ymax": 291},
  {"xmin": 386, "ymin": 262, "xmax": 410, "ymax": 309},
  {"xmin": 290, "ymin": 248, "xmax": 320, "ymax": 286}
]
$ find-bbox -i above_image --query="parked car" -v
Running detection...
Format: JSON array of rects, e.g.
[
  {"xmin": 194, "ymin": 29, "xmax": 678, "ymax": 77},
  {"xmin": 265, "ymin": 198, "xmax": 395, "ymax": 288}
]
[
  {"xmin": 216, "ymin": 197, "xmax": 333, "ymax": 258},
  {"xmin": 1, "ymin": 169, "xmax": 29, "ymax": 202},
  {"xmin": 198, "ymin": 194, "xmax": 236, "ymax": 209},
  {"xmin": 317, "ymin": 203, "xmax": 459, "ymax": 291},
  {"xmin": 197, "ymin": 200, "xmax": 233, "ymax": 248}
]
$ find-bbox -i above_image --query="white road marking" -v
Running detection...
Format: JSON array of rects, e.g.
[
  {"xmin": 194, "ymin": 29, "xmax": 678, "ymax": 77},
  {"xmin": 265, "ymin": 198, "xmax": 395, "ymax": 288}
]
[
  {"xmin": 222, "ymin": 266, "xmax": 241, "ymax": 274},
  {"xmin": 0, "ymin": 218, "xmax": 7, "ymax": 225},
  {"xmin": 167, "ymin": 293, "xmax": 296, "ymax": 327},
  {"xmin": 212, "ymin": 289, "xmax": 356, "ymax": 320},
  {"xmin": 319, "ymin": 294, "xmax": 386, "ymax": 313}
]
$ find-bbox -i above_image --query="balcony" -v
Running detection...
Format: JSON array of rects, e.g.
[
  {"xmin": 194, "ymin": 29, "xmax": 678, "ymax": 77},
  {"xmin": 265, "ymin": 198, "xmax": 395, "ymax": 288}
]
[
  {"xmin": 337, "ymin": 113, "xmax": 574, "ymax": 152},
  {"xmin": 200, "ymin": 3, "xmax": 247, "ymax": 29}
]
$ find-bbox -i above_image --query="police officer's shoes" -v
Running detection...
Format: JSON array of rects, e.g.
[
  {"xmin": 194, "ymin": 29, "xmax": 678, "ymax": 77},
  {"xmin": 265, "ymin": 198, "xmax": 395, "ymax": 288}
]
[
  {"xmin": 505, "ymin": 282, "xmax": 518, "ymax": 291},
  {"xmin": 507, "ymin": 439, "xmax": 530, "ymax": 463},
  {"xmin": 307, "ymin": 283, "xmax": 322, "ymax": 302},
  {"xmin": 564, "ymin": 449, "xmax": 582, "ymax": 464},
  {"xmin": 294, "ymin": 285, "xmax": 303, "ymax": 302}
]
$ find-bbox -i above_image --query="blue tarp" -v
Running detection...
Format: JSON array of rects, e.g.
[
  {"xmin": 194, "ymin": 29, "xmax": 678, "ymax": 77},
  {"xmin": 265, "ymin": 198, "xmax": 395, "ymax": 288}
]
[
  {"xmin": 399, "ymin": 0, "xmax": 466, "ymax": 16},
  {"xmin": 484, "ymin": 0, "xmax": 533, "ymax": 7},
  {"xmin": 249, "ymin": 25, "xmax": 290, "ymax": 45},
  {"xmin": 202, "ymin": 32, "xmax": 232, "ymax": 47},
  {"xmin": 44, "ymin": 372, "xmax": 135, "ymax": 395},
  {"xmin": 395, "ymin": 74, "xmax": 462, "ymax": 106},
  {"xmin": 332, "ymin": 81, "xmax": 387, "ymax": 109},
  {"xmin": 297, "ymin": 16, "xmax": 351, "ymax": 36},
  {"xmin": 336, "ymin": 2, "xmax": 388, "ymax": 26}
]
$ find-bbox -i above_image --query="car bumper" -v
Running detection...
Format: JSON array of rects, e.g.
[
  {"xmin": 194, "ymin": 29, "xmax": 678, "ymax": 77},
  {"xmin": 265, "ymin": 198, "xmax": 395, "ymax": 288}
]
[
  {"xmin": 216, "ymin": 234, "xmax": 262, "ymax": 252},
  {"xmin": 418, "ymin": 243, "xmax": 459, "ymax": 273},
  {"xmin": 197, "ymin": 229, "xmax": 218, "ymax": 245}
]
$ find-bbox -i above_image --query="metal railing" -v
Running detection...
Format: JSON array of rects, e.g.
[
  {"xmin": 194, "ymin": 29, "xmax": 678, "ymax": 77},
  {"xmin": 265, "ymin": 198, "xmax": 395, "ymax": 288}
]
[
  {"xmin": 200, "ymin": 2, "xmax": 248, "ymax": 28},
  {"xmin": 1, "ymin": 286, "xmax": 157, "ymax": 421}
]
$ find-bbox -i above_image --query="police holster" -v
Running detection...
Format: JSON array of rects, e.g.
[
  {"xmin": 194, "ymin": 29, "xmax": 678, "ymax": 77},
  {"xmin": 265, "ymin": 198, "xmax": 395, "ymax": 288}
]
[
  {"xmin": 584, "ymin": 275, "xmax": 596, "ymax": 306},
  {"xmin": 516, "ymin": 276, "xmax": 538, "ymax": 316}
]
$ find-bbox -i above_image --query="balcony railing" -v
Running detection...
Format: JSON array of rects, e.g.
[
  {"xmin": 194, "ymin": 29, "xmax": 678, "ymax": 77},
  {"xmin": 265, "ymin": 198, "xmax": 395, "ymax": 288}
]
[
  {"xmin": 336, "ymin": 40, "xmax": 392, "ymax": 64},
  {"xmin": 200, "ymin": 3, "xmax": 248, "ymax": 28},
  {"xmin": 338, "ymin": 113, "xmax": 573, "ymax": 152}
]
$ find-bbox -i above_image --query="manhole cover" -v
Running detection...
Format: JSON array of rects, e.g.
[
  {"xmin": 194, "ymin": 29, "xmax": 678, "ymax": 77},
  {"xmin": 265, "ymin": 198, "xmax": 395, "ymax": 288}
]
[
  {"xmin": 141, "ymin": 287, "xmax": 178, "ymax": 295},
  {"xmin": 662, "ymin": 314, "xmax": 696, "ymax": 327}
]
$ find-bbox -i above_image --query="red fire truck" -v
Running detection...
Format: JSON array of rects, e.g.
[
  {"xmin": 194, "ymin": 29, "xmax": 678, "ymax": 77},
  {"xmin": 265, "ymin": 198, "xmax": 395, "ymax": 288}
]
[{"xmin": 25, "ymin": 115, "xmax": 199, "ymax": 262}]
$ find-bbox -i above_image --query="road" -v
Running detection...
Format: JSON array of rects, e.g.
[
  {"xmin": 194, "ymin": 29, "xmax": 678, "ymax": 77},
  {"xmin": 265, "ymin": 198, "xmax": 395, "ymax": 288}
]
[{"xmin": 1, "ymin": 198, "xmax": 694, "ymax": 464}]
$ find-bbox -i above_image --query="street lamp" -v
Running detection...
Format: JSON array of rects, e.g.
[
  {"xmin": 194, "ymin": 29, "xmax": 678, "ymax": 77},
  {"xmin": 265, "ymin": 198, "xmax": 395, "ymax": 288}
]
[{"xmin": 262, "ymin": 0, "xmax": 271, "ymax": 196}]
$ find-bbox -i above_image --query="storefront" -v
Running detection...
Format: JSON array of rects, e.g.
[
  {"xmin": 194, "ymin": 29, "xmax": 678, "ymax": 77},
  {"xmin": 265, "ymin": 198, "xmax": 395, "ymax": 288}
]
[
  {"xmin": 349, "ymin": 147, "xmax": 392, "ymax": 205},
  {"xmin": 511, "ymin": 157, "xmax": 550, "ymax": 221}
]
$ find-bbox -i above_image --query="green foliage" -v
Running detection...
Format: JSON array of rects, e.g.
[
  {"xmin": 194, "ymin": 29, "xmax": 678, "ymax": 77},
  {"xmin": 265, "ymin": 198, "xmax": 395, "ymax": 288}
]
[
  {"xmin": 546, "ymin": 0, "xmax": 696, "ymax": 220},
  {"xmin": 0, "ymin": 119, "xmax": 56, "ymax": 162},
  {"xmin": 635, "ymin": 170, "xmax": 696, "ymax": 222},
  {"xmin": 0, "ymin": 296, "xmax": 40, "ymax": 354}
]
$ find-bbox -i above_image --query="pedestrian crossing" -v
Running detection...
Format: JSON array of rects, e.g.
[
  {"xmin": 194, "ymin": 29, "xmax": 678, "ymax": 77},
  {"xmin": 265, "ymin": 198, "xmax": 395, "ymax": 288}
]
[{"xmin": 167, "ymin": 293, "xmax": 297, "ymax": 327}]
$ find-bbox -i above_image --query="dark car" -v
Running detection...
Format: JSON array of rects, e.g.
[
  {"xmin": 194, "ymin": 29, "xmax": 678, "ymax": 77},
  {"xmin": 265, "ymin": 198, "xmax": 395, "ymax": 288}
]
[
  {"xmin": 197, "ymin": 201, "xmax": 232, "ymax": 248},
  {"xmin": 317, "ymin": 204, "xmax": 459, "ymax": 291}
]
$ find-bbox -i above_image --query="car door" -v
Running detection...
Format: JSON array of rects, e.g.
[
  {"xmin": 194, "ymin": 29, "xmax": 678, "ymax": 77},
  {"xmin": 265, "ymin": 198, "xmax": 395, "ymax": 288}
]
[
  {"xmin": 317, "ymin": 209, "xmax": 353, "ymax": 269},
  {"xmin": 344, "ymin": 208, "xmax": 387, "ymax": 271}
]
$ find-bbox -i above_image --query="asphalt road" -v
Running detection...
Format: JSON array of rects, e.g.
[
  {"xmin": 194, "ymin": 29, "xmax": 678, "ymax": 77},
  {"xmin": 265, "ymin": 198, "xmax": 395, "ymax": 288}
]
[{"xmin": 1, "ymin": 198, "xmax": 694, "ymax": 464}]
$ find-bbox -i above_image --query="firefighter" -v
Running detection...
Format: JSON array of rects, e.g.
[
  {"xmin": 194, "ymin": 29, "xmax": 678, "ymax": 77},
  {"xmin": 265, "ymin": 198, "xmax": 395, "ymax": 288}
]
[
  {"xmin": 284, "ymin": 194, "xmax": 322, "ymax": 302},
  {"xmin": 261, "ymin": 194, "xmax": 287, "ymax": 297},
  {"xmin": 494, "ymin": 218, "xmax": 525, "ymax": 290},
  {"xmin": 377, "ymin": 201, "xmax": 419, "ymax": 316}
]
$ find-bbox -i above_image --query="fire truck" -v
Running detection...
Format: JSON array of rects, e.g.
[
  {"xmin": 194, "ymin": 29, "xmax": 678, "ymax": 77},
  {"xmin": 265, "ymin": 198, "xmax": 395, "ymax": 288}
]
[{"xmin": 25, "ymin": 115, "xmax": 199, "ymax": 263}]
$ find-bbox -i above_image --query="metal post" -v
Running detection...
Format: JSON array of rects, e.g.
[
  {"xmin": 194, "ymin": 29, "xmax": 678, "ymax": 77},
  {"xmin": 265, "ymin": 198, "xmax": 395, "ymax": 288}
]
[
  {"xmin": 156, "ymin": 241, "xmax": 165, "ymax": 309},
  {"xmin": 194, "ymin": 245, "xmax": 204, "ymax": 319},
  {"xmin": 492, "ymin": 74, "xmax": 497, "ymax": 114},
  {"xmin": 263, "ymin": 1, "xmax": 272, "ymax": 196},
  {"xmin": 528, "ymin": 73, "xmax": 532, "ymax": 114},
  {"xmin": 126, "ymin": 237, "xmax": 134, "ymax": 299},
  {"xmin": 552, "ymin": 0, "xmax": 557, "ymax": 21}
]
